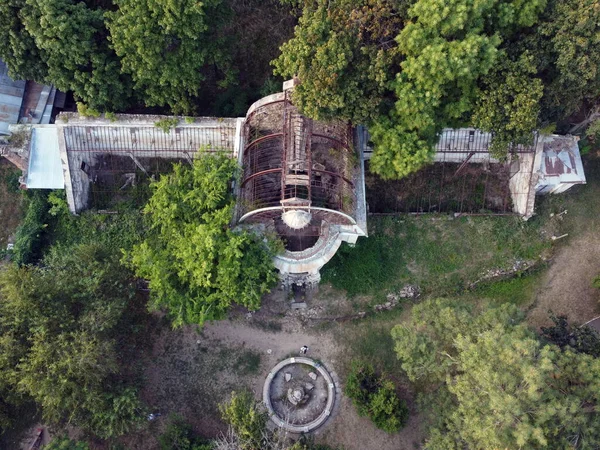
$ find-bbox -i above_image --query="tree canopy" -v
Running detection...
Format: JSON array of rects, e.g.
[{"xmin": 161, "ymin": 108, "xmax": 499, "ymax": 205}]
[
  {"xmin": 20, "ymin": 0, "xmax": 132, "ymax": 111},
  {"xmin": 273, "ymin": 0, "xmax": 404, "ymax": 124},
  {"xmin": 0, "ymin": 0, "xmax": 48, "ymax": 81},
  {"xmin": 128, "ymin": 153, "xmax": 279, "ymax": 328},
  {"xmin": 0, "ymin": 244, "xmax": 144, "ymax": 437},
  {"xmin": 108, "ymin": 0, "xmax": 234, "ymax": 113},
  {"xmin": 392, "ymin": 299, "xmax": 600, "ymax": 449},
  {"xmin": 276, "ymin": 0, "xmax": 600, "ymax": 179}
]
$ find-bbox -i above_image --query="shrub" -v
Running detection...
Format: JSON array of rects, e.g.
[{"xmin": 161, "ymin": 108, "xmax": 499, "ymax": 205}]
[
  {"xmin": 12, "ymin": 190, "xmax": 50, "ymax": 265},
  {"xmin": 159, "ymin": 414, "xmax": 212, "ymax": 450},
  {"xmin": 219, "ymin": 391, "xmax": 267, "ymax": 450},
  {"xmin": 344, "ymin": 361, "xmax": 408, "ymax": 433},
  {"xmin": 2, "ymin": 167, "xmax": 21, "ymax": 193},
  {"xmin": 76, "ymin": 102, "xmax": 101, "ymax": 118},
  {"xmin": 154, "ymin": 117, "xmax": 180, "ymax": 134}
]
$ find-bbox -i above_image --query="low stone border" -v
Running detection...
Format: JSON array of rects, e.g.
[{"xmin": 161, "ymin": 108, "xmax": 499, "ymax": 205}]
[{"xmin": 263, "ymin": 357, "xmax": 337, "ymax": 433}]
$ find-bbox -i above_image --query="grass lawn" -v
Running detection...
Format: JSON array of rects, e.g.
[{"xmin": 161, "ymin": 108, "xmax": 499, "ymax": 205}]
[{"xmin": 322, "ymin": 213, "xmax": 552, "ymax": 299}]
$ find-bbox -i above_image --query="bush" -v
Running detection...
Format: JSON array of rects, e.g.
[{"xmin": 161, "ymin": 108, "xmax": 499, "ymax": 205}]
[
  {"xmin": 154, "ymin": 117, "xmax": 180, "ymax": 134},
  {"xmin": 219, "ymin": 391, "xmax": 267, "ymax": 450},
  {"xmin": 12, "ymin": 190, "xmax": 50, "ymax": 265},
  {"xmin": 159, "ymin": 414, "xmax": 212, "ymax": 450},
  {"xmin": 2, "ymin": 167, "xmax": 21, "ymax": 193},
  {"xmin": 344, "ymin": 361, "xmax": 408, "ymax": 433}
]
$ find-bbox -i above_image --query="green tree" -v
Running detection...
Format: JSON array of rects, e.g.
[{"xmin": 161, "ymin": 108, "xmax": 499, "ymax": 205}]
[
  {"xmin": 369, "ymin": 0, "xmax": 546, "ymax": 179},
  {"xmin": 472, "ymin": 53, "xmax": 543, "ymax": 158},
  {"xmin": 527, "ymin": 0, "xmax": 600, "ymax": 122},
  {"xmin": 0, "ymin": 244, "xmax": 145, "ymax": 437},
  {"xmin": 128, "ymin": 153, "xmax": 278, "ymax": 327},
  {"xmin": 108, "ymin": 0, "xmax": 234, "ymax": 113},
  {"xmin": 273, "ymin": 0, "xmax": 405, "ymax": 123},
  {"xmin": 393, "ymin": 299, "xmax": 600, "ymax": 449},
  {"xmin": 0, "ymin": 0, "xmax": 48, "ymax": 81},
  {"xmin": 22, "ymin": 0, "xmax": 132, "ymax": 111}
]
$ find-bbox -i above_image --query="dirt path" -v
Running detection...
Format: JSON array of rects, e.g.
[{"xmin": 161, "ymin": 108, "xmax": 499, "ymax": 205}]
[
  {"xmin": 203, "ymin": 319, "xmax": 424, "ymax": 450},
  {"xmin": 528, "ymin": 232, "xmax": 600, "ymax": 328}
]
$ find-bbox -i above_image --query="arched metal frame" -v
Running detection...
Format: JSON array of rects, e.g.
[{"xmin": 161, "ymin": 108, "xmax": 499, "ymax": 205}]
[{"xmin": 238, "ymin": 92, "xmax": 358, "ymax": 226}]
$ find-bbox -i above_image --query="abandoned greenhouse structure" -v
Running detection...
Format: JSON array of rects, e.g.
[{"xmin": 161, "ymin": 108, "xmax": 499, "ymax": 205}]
[{"xmin": 0, "ymin": 79, "xmax": 588, "ymax": 280}]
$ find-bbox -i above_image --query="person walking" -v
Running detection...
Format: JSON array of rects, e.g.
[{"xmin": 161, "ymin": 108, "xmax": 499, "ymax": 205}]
[{"xmin": 300, "ymin": 345, "xmax": 308, "ymax": 355}]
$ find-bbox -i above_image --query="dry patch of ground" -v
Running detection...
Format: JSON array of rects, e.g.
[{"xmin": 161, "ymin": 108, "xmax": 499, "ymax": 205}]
[{"xmin": 528, "ymin": 232, "xmax": 600, "ymax": 328}]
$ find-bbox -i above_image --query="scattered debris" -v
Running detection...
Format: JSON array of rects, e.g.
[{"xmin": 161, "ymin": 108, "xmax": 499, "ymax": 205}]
[
  {"xmin": 552, "ymin": 233, "xmax": 569, "ymax": 241},
  {"xmin": 309, "ymin": 372, "xmax": 317, "ymax": 380},
  {"xmin": 305, "ymin": 382, "xmax": 314, "ymax": 391},
  {"xmin": 285, "ymin": 373, "xmax": 292, "ymax": 382},
  {"xmin": 374, "ymin": 285, "xmax": 421, "ymax": 312},
  {"xmin": 469, "ymin": 260, "xmax": 536, "ymax": 288}
]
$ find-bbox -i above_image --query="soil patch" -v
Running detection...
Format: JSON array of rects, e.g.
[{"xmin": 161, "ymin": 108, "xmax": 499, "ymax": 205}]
[{"xmin": 528, "ymin": 232, "xmax": 600, "ymax": 328}]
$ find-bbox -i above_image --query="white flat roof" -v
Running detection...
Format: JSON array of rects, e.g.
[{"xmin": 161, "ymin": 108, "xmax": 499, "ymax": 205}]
[{"xmin": 26, "ymin": 127, "xmax": 64, "ymax": 189}]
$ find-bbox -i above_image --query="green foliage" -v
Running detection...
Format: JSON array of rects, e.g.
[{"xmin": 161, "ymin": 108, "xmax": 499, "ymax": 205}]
[
  {"xmin": 594, "ymin": 274, "xmax": 600, "ymax": 289},
  {"xmin": 22, "ymin": 0, "xmax": 132, "ymax": 111},
  {"xmin": 219, "ymin": 391, "xmax": 267, "ymax": 450},
  {"xmin": 154, "ymin": 117, "xmax": 180, "ymax": 134},
  {"xmin": 273, "ymin": 0, "xmax": 403, "ymax": 123},
  {"xmin": 541, "ymin": 313, "xmax": 600, "ymax": 357},
  {"xmin": 393, "ymin": 299, "xmax": 600, "ymax": 449},
  {"xmin": 369, "ymin": 0, "xmax": 546, "ymax": 179},
  {"xmin": 586, "ymin": 119, "xmax": 600, "ymax": 142},
  {"xmin": 12, "ymin": 191, "xmax": 50, "ymax": 265},
  {"xmin": 159, "ymin": 414, "xmax": 212, "ymax": 450},
  {"xmin": 0, "ymin": 0, "xmax": 48, "ymax": 81},
  {"xmin": 45, "ymin": 437, "xmax": 90, "ymax": 450},
  {"xmin": 2, "ymin": 167, "xmax": 21, "ymax": 194},
  {"xmin": 77, "ymin": 102, "xmax": 101, "ymax": 118},
  {"xmin": 531, "ymin": 0, "xmax": 600, "ymax": 121},
  {"xmin": 472, "ymin": 53, "xmax": 543, "ymax": 158},
  {"xmin": 128, "ymin": 153, "xmax": 278, "ymax": 327},
  {"xmin": 0, "ymin": 244, "xmax": 146, "ymax": 437},
  {"xmin": 345, "ymin": 361, "xmax": 408, "ymax": 433},
  {"xmin": 108, "ymin": 0, "xmax": 234, "ymax": 113},
  {"xmin": 105, "ymin": 112, "xmax": 117, "ymax": 122}
]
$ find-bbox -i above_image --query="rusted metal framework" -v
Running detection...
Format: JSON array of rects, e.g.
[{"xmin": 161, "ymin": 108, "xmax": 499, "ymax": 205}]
[
  {"xmin": 365, "ymin": 129, "xmax": 538, "ymax": 215},
  {"xmin": 238, "ymin": 93, "xmax": 359, "ymax": 251}
]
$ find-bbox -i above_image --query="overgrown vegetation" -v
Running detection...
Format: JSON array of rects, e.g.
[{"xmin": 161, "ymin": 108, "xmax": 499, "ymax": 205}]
[
  {"xmin": 345, "ymin": 361, "xmax": 408, "ymax": 433},
  {"xmin": 0, "ymin": 244, "xmax": 147, "ymax": 437},
  {"xmin": 128, "ymin": 152, "xmax": 279, "ymax": 327},
  {"xmin": 392, "ymin": 299, "xmax": 600, "ymax": 448},
  {"xmin": 277, "ymin": 0, "xmax": 600, "ymax": 179},
  {"xmin": 322, "ymin": 215, "xmax": 550, "ymax": 298},
  {"xmin": 154, "ymin": 117, "xmax": 181, "ymax": 134},
  {"xmin": 12, "ymin": 191, "xmax": 50, "ymax": 265},
  {"xmin": 158, "ymin": 414, "xmax": 212, "ymax": 450}
]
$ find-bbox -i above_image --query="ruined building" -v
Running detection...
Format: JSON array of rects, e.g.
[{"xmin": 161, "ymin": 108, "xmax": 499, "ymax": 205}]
[{"xmin": 0, "ymin": 79, "xmax": 587, "ymax": 280}]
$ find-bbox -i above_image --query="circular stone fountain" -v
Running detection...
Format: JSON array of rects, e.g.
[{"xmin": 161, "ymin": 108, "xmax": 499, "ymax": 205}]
[{"xmin": 263, "ymin": 357, "xmax": 338, "ymax": 433}]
